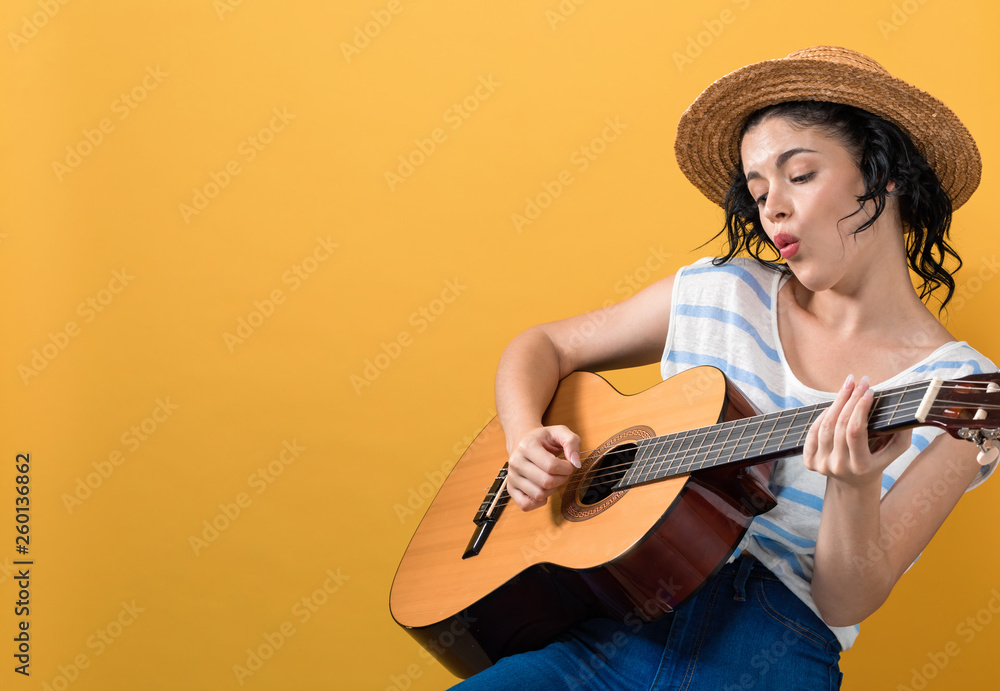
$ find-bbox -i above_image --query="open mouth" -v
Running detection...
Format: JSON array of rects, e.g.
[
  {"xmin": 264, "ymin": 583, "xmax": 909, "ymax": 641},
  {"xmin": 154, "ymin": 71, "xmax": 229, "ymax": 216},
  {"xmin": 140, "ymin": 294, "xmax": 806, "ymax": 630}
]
[{"xmin": 773, "ymin": 233, "xmax": 800, "ymax": 259}]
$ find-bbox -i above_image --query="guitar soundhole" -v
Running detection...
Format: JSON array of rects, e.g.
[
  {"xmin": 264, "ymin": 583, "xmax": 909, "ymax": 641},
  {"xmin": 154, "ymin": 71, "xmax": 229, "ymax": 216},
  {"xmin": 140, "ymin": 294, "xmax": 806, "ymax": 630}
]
[
  {"xmin": 579, "ymin": 443, "xmax": 637, "ymax": 506},
  {"xmin": 562, "ymin": 426, "xmax": 652, "ymax": 521}
]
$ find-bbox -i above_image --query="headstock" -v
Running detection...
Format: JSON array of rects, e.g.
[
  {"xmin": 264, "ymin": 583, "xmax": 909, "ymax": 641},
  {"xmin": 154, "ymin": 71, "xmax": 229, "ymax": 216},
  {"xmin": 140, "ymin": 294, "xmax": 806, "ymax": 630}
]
[{"xmin": 916, "ymin": 374, "xmax": 1000, "ymax": 465}]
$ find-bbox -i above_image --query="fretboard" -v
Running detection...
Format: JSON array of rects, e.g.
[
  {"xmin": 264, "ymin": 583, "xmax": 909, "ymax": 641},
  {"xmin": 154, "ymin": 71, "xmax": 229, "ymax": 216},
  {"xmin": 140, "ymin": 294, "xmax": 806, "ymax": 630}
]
[{"xmin": 618, "ymin": 380, "xmax": 931, "ymax": 489}]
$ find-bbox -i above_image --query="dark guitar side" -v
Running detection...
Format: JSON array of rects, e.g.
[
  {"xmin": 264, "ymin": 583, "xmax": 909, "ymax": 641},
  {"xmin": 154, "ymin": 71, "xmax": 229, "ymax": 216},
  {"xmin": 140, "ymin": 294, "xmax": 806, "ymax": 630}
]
[{"xmin": 389, "ymin": 366, "xmax": 779, "ymax": 679}]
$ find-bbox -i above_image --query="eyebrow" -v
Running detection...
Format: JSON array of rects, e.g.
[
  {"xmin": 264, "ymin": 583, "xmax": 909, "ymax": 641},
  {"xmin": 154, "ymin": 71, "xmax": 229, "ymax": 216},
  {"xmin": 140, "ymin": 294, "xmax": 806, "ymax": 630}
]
[{"xmin": 745, "ymin": 147, "xmax": 819, "ymax": 182}]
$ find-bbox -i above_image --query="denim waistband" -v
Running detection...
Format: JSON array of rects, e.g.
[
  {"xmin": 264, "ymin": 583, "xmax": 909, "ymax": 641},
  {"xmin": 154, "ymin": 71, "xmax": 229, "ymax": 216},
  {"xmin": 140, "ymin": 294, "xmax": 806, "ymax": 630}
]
[{"xmin": 717, "ymin": 553, "xmax": 782, "ymax": 582}]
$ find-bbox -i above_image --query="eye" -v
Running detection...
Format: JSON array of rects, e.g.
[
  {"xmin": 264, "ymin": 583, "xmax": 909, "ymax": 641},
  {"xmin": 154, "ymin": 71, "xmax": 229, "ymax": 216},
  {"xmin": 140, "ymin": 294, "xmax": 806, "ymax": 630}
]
[
  {"xmin": 755, "ymin": 193, "xmax": 767, "ymax": 206},
  {"xmin": 791, "ymin": 172, "xmax": 815, "ymax": 184}
]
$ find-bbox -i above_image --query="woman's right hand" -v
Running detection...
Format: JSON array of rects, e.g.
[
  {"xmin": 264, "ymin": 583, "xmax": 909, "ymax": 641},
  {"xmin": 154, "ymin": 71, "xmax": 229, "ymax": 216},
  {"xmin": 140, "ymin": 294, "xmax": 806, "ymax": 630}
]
[{"xmin": 506, "ymin": 425, "xmax": 581, "ymax": 511}]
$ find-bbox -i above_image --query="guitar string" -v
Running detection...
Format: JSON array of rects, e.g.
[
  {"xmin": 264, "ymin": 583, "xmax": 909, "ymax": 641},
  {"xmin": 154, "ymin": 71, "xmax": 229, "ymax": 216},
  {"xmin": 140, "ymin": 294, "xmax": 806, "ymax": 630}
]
[
  {"xmin": 555, "ymin": 393, "xmax": 975, "ymax": 467},
  {"xmin": 533, "ymin": 396, "xmax": 1000, "ymax": 488},
  {"xmin": 532, "ymin": 384, "xmax": 1000, "ymax": 459},
  {"xmin": 481, "ymin": 384, "xmax": 1000, "ymax": 496}
]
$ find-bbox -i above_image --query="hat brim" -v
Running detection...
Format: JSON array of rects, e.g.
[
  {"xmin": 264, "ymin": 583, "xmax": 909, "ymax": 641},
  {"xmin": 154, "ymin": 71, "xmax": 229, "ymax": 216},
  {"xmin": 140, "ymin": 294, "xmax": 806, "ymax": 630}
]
[{"xmin": 674, "ymin": 55, "xmax": 981, "ymax": 210}]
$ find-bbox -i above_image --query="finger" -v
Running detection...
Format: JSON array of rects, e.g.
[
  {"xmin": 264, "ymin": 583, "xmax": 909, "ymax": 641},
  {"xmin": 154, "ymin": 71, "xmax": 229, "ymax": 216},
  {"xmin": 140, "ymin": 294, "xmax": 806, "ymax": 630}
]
[
  {"xmin": 803, "ymin": 408, "xmax": 823, "ymax": 470},
  {"xmin": 817, "ymin": 374, "xmax": 857, "ymax": 447},
  {"xmin": 872, "ymin": 428, "xmax": 912, "ymax": 461},
  {"xmin": 508, "ymin": 484, "xmax": 545, "ymax": 512},
  {"xmin": 844, "ymin": 377, "xmax": 874, "ymax": 462},
  {"xmin": 554, "ymin": 426, "xmax": 582, "ymax": 468},
  {"xmin": 538, "ymin": 425, "xmax": 582, "ymax": 469},
  {"xmin": 535, "ymin": 429, "xmax": 582, "ymax": 476}
]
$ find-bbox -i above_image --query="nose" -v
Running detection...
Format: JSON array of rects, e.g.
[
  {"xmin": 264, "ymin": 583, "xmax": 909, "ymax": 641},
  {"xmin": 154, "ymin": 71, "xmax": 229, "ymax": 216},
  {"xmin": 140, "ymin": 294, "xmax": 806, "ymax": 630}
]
[{"xmin": 762, "ymin": 186, "xmax": 790, "ymax": 224}]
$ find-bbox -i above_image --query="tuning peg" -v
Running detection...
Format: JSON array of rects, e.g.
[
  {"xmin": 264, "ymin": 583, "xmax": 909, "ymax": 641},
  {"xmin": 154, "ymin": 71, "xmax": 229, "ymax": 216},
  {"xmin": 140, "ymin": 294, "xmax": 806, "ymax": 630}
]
[{"xmin": 976, "ymin": 439, "xmax": 999, "ymax": 466}]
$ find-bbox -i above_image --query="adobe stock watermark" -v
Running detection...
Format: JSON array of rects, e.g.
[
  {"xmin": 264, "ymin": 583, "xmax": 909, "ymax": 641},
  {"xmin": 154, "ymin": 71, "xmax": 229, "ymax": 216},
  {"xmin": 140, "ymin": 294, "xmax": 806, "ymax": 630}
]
[
  {"xmin": 545, "ymin": 0, "xmax": 588, "ymax": 30},
  {"xmin": 231, "ymin": 567, "xmax": 350, "ymax": 686},
  {"xmin": 385, "ymin": 611, "xmax": 479, "ymax": 691},
  {"xmin": 896, "ymin": 588, "xmax": 1000, "ymax": 690},
  {"xmin": 188, "ymin": 440, "xmax": 305, "ymax": 556},
  {"xmin": 213, "ymin": 0, "xmax": 245, "ymax": 20},
  {"xmin": 51, "ymin": 65, "xmax": 168, "ymax": 182},
  {"xmin": 561, "ymin": 578, "xmax": 683, "ymax": 689},
  {"xmin": 850, "ymin": 453, "xmax": 971, "ymax": 578},
  {"xmin": 349, "ymin": 277, "xmax": 467, "ymax": 394},
  {"xmin": 178, "ymin": 106, "xmax": 295, "ymax": 224},
  {"xmin": 672, "ymin": 0, "xmax": 753, "ymax": 72},
  {"xmin": 7, "ymin": 0, "xmax": 73, "ymax": 53},
  {"xmin": 223, "ymin": 235, "xmax": 339, "ymax": 353},
  {"xmin": 511, "ymin": 117, "xmax": 628, "ymax": 233},
  {"xmin": 878, "ymin": 0, "xmax": 930, "ymax": 39},
  {"xmin": 384, "ymin": 74, "xmax": 501, "ymax": 191},
  {"xmin": 947, "ymin": 255, "xmax": 999, "ymax": 313},
  {"xmin": 340, "ymin": 0, "xmax": 416, "ymax": 62},
  {"xmin": 393, "ymin": 407, "xmax": 497, "ymax": 523},
  {"xmin": 562, "ymin": 245, "xmax": 672, "ymax": 351},
  {"xmin": 61, "ymin": 397, "xmax": 180, "ymax": 514},
  {"xmin": 38, "ymin": 600, "xmax": 145, "ymax": 691},
  {"xmin": 18, "ymin": 268, "xmax": 135, "ymax": 385}
]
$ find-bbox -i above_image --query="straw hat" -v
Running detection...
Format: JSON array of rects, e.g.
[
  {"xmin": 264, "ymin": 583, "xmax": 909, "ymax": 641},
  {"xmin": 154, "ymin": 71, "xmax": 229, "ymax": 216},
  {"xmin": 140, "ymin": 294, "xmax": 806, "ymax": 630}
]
[{"xmin": 674, "ymin": 46, "xmax": 981, "ymax": 210}]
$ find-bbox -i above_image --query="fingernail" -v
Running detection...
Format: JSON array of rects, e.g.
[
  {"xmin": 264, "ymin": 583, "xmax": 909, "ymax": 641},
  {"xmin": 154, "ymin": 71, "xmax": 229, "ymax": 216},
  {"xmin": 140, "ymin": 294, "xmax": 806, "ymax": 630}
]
[
  {"xmin": 570, "ymin": 452, "xmax": 581, "ymax": 469},
  {"xmin": 843, "ymin": 373, "xmax": 854, "ymax": 390},
  {"xmin": 860, "ymin": 375, "xmax": 870, "ymax": 388}
]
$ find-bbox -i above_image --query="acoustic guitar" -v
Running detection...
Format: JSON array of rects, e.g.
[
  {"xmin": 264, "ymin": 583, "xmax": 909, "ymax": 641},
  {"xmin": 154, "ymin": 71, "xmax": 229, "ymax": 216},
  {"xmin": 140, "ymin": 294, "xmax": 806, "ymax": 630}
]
[{"xmin": 389, "ymin": 366, "xmax": 1000, "ymax": 678}]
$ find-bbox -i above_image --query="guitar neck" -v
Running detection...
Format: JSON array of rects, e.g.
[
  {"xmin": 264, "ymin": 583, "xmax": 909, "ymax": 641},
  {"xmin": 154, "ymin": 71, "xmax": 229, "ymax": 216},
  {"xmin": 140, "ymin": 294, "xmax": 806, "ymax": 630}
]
[{"xmin": 619, "ymin": 380, "xmax": 932, "ymax": 489}]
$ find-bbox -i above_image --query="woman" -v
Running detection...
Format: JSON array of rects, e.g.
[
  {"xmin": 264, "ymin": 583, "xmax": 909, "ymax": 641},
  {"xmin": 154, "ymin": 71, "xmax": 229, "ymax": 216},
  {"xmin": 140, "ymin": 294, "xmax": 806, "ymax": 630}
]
[{"xmin": 454, "ymin": 47, "xmax": 996, "ymax": 689}]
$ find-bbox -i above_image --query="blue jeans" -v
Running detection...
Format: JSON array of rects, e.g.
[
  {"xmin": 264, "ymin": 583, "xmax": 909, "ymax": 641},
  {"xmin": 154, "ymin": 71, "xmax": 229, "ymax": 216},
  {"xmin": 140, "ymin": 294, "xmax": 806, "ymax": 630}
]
[{"xmin": 450, "ymin": 555, "xmax": 842, "ymax": 690}]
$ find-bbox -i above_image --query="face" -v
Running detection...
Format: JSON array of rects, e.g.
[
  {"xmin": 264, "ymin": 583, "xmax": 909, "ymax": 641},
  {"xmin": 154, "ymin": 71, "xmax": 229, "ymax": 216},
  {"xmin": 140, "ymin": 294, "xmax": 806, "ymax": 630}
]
[{"xmin": 740, "ymin": 115, "xmax": 897, "ymax": 293}]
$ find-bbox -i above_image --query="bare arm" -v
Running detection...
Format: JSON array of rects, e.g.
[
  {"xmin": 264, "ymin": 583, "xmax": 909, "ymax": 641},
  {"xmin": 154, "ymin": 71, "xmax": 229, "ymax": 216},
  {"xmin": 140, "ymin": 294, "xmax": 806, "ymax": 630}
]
[
  {"xmin": 806, "ymin": 377, "xmax": 982, "ymax": 626},
  {"xmin": 497, "ymin": 274, "xmax": 677, "ymax": 510}
]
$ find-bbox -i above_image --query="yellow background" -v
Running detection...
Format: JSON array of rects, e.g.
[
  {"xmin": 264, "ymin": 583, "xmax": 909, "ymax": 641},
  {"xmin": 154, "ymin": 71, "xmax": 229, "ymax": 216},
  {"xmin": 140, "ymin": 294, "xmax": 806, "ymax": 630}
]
[{"xmin": 2, "ymin": 0, "xmax": 999, "ymax": 689}]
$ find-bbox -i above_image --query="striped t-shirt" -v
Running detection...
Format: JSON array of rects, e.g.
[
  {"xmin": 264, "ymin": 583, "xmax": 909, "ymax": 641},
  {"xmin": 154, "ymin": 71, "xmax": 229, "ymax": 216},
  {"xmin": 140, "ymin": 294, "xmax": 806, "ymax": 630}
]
[{"xmin": 660, "ymin": 257, "xmax": 997, "ymax": 650}]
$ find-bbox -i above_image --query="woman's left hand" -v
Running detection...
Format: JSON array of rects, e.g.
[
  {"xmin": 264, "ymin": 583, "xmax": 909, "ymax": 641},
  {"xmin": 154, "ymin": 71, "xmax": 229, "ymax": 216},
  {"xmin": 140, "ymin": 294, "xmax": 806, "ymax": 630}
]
[{"xmin": 803, "ymin": 374, "xmax": 912, "ymax": 485}]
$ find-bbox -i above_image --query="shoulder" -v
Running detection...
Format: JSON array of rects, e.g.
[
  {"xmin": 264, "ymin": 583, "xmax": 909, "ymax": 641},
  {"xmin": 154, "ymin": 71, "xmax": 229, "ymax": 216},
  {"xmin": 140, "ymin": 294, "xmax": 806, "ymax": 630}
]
[
  {"xmin": 676, "ymin": 256, "xmax": 786, "ymax": 307},
  {"xmin": 912, "ymin": 341, "xmax": 998, "ymax": 378}
]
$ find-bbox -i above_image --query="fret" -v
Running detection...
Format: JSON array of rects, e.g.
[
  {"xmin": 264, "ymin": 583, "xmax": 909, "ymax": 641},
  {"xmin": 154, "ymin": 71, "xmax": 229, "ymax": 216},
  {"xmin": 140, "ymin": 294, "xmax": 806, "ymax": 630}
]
[
  {"xmin": 756, "ymin": 414, "xmax": 783, "ymax": 455},
  {"xmin": 629, "ymin": 439, "xmax": 657, "ymax": 486},
  {"xmin": 726, "ymin": 417, "xmax": 756, "ymax": 465},
  {"xmin": 668, "ymin": 429, "xmax": 699, "ymax": 478},
  {"xmin": 790, "ymin": 406, "xmax": 820, "ymax": 447},
  {"xmin": 646, "ymin": 433, "xmax": 674, "ymax": 478},
  {"xmin": 741, "ymin": 415, "xmax": 770, "ymax": 461},
  {"xmin": 871, "ymin": 389, "xmax": 905, "ymax": 427},
  {"xmin": 715, "ymin": 419, "xmax": 741, "ymax": 468},
  {"xmin": 771, "ymin": 408, "xmax": 796, "ymax": 453},
  {"xmin": 689, "ymin": 426, "xmax": 721, "ymax": 472}
]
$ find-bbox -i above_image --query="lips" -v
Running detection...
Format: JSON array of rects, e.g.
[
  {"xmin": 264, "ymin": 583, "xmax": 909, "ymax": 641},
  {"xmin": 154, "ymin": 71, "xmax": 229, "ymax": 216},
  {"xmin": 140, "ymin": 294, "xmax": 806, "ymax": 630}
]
[{"xmin": 773, "ymin": 232, "xmax": 800, "ymax": 259}]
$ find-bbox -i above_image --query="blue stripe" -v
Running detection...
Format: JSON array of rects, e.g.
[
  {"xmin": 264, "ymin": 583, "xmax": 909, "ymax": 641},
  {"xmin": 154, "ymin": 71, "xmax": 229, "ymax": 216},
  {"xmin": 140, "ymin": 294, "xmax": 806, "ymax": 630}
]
[
  {"xmin": 676, "ymin": 304, "xmax": 781, "ymax": 363},
  {"xmin": 685, "ymin": 264, "xmax": 772, "ymax": 309},
  {"xmin": 751, "ymin": 535, "xmax": 807, "ymax": 580},
  {"xmin": 913, "ymin": 359, "xmax": 983, "ymax": 375},
  {"xmin": 753, "ymin": 516, "xmax": 816, "ymax": 549},
  {"xmin": 773, "ymin": 484, "xmax": 824, "ymax": 512},
  {"xmin": 667, "ymin": 350, "xmax": 805, "ymax": 409},
  {"xmin": 881, "ymin": 473, "xmax": 895, "ymax": 491},
  {"xmin": 911, "ymin": 432, "xmax": 931, "ymax": 452}
]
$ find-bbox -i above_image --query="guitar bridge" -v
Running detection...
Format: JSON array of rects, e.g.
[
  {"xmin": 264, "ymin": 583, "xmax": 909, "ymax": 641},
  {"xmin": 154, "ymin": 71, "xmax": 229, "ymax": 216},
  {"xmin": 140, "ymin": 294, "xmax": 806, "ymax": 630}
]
[{"xmin": 463, "ymin": 464, "xmax": 511, "ymax": 559}]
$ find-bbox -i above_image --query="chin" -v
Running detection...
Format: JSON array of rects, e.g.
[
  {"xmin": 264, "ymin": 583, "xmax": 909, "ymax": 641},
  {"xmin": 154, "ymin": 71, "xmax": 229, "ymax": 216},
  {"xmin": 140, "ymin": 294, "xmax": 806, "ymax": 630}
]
[{"xmin": 787, "ymin": 265, "xmax": 837, "ymax": 293}]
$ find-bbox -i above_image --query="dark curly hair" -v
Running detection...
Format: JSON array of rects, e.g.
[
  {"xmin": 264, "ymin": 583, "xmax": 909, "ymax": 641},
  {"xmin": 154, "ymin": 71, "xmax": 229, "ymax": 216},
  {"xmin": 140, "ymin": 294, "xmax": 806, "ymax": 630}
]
[{"xmin": 713, "ymin": 101, "xmax": 960, "ymax": 309}]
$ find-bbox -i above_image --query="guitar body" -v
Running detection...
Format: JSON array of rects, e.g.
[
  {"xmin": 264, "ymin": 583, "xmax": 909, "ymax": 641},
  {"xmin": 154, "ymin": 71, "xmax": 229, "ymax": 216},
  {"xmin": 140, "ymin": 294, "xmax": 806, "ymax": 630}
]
[{"xmin": 389, "ymin": 367, "xmax": 778, "ymax": 678}]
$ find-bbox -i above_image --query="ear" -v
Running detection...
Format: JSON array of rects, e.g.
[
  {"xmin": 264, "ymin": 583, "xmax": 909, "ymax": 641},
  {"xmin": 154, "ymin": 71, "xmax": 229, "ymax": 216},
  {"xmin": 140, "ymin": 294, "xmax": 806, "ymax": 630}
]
[{"xmin": 886, "ymin": 179, "xmax": 896, "ymax": 193}]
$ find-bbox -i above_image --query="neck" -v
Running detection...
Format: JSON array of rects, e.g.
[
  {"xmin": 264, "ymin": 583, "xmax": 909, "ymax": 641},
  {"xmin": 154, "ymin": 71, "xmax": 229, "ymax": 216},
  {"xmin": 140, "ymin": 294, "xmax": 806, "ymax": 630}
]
[{"xmin": 617, "ymin": 379, "xmax": 931, "ymax": 489}]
